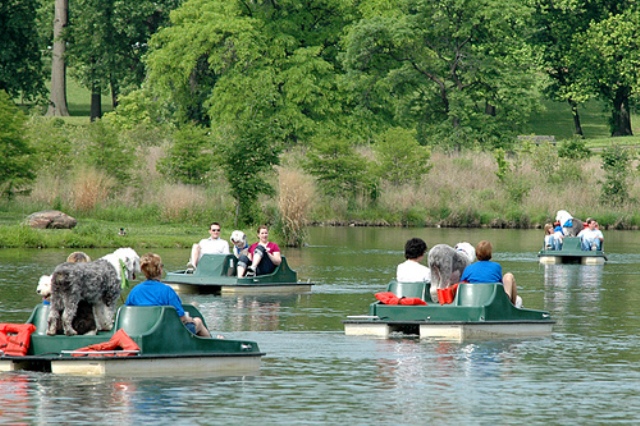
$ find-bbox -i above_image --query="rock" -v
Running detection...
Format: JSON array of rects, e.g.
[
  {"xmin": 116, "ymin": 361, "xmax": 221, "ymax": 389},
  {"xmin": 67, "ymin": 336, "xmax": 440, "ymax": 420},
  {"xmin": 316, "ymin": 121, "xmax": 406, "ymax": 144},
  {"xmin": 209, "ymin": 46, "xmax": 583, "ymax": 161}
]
[{"xmin": 26, "ymin": 210, "xmax": 77, "ymax": 229}]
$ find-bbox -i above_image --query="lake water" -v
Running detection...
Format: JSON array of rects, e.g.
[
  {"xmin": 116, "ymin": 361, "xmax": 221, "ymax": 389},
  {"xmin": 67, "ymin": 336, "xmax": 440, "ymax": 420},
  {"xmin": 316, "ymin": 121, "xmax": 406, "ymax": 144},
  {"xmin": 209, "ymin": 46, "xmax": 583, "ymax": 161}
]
[{"xmin": 1, "ymin": 227, "xmax": 640, "ymax": 424}]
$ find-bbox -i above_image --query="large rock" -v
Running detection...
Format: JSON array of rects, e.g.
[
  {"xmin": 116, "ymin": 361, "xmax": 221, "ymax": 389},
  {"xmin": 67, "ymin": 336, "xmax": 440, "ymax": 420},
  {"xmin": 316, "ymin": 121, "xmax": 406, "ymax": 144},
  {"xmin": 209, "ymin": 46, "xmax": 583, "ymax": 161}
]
[{"xmin": 26, "ymin": 210, "xmax": 77, "ymax": 229}]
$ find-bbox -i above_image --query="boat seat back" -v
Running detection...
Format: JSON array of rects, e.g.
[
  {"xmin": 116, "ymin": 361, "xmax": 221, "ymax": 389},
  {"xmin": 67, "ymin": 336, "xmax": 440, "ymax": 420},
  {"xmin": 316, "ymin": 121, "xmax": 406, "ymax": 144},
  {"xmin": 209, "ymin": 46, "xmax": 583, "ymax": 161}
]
[
  {"xmin": 25, "ymin": 303, "xmax": 51, "ymax": 335},
  {"xmin": 562, "ymin": 237, "xmax": 581, "ymax": 252},
  {"xmin": 195, "ymin": 254, "xmax": 230, "ymax": 276},
  {"xmin": 386, "ymin": 280, "xmax": 429, "ymax": 300},
  {"xmin": 456, "ymin": 283, "xmax": 500, "ymax": 307},
  {"xmin": 114, "ymin": 306, "xmax": 165, "ymax": 336}
]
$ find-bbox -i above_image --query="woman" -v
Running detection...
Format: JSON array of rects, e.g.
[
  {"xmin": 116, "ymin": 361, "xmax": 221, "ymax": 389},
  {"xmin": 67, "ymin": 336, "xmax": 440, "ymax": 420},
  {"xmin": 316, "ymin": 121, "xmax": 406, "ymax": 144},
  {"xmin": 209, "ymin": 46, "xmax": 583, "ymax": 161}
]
[
  {"xmin": 237, "ymin": 225, "xmax": 282, "ymax": 277},
  {"xmin": 126, "ymin": 252, "xmax": 211, "ymax": 337},
  {"xmin": 460, "ymin": 240, "xmax": 523, "ymax": 308}
]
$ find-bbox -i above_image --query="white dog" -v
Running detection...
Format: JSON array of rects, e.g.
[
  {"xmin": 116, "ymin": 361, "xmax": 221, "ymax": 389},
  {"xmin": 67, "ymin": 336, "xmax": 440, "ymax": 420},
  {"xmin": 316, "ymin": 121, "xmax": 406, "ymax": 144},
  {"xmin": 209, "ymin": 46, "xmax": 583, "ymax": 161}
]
[
  {"xmin": 428, "ymin": 242, "xmax": 476, "ymax": 302},
  {"xmin": 47, "ymin": 248, "xmax": 140, "ymax": 336},
  {"xmin": 230, "ymin": 230, "xmax": 249, "ymax": 258}
]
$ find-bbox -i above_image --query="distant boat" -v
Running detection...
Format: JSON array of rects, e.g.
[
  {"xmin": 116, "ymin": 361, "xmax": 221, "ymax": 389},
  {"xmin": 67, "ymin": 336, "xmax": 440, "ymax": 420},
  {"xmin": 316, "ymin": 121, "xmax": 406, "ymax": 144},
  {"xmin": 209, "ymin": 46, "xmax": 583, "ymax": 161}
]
[
  {"xmin": 164, "ymin": 254, "xmax": 314, "ymax": 294},
  {"xmin": 344, "ymin": 280, "xmax": 554, "ymax": 340},
  {"xmin": 538, "ymin": 236, "xmax": 607, "ymax": 265}
]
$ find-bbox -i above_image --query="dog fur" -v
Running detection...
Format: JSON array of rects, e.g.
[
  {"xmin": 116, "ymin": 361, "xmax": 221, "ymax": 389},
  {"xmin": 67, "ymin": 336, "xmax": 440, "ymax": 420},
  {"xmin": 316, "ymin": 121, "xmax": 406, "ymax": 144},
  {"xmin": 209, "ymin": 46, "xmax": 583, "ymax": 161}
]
[
  {"xmin": 230, "ymin": 230, "xmax": 248, "ymax": 257},
  {"xmin": 37, "ymin": 275, "xmax": 98, "ymax": 335},
  {"xmin": 428, "ymin": 242, "xmax": 476, "ymax": 302},
  {"xmin": 555, "ymin": 210, "xmax": 583, "ymax": 237},
  {"xmin": 46, "ymin": 248, "xmax": 140, "ymax": 336}
]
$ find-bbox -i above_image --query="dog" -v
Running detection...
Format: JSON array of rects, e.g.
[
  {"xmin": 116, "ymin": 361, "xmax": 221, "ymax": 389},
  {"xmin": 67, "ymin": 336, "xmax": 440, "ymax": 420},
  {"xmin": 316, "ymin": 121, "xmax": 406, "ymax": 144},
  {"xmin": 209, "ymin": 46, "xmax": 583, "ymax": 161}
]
[
  {"xmin": 47, "ymin": 248, "xmax": 140, "ymax": 336},
  {"xmin": 428, "ymin": 242, "xmax": 476, "ymax": 302},
  {"xmin": 230, "ymin": 230, "xmax": 249, "ymax": 258},
  {"xmin": 556, "ymin": 210, "xmax": 583, "ymax": 237},
  {"xmin": 37, "ymin": 274, "xmax": 98, "ymax": 335}
]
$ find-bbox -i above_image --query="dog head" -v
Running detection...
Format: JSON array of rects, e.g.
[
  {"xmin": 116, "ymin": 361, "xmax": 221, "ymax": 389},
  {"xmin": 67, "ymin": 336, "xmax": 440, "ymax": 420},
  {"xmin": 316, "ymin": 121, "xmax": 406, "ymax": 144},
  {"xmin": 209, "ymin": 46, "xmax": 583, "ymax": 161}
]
[
  {"xmin": 109, "ymin": 247, "xmax": 141, "ymax": 280},
  {"xmin": 230, "ymin": 230, "xmax": 247, "ymax": 248},
  {"xmin": 37, "ymin": 275, "xmax": 52, "ymax": 299},
  {"xmin": 454, "ymin": 242, "xmax": 476, "ymax": 263}
]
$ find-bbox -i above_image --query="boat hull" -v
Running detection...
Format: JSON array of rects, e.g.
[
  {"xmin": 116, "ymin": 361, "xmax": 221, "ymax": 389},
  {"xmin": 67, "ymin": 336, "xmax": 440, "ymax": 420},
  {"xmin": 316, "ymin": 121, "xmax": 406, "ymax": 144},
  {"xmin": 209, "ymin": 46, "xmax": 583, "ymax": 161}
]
[
  {"xmin": 344, "ymin": 282, "xmax": 554, "ymax": 340},
  {"xmin": 164, "ymin": 254, "xmax": 313, "ymax": 294}
]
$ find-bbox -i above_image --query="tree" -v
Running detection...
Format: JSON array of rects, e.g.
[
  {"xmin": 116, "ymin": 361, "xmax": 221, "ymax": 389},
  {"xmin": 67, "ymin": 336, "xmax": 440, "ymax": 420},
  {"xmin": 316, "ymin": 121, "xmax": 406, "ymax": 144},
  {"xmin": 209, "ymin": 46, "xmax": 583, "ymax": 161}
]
[
  {"xmin": 373, "ymin": 128, "xmax": 431, "ymax": 186},
  {"xmin": 46, "ymin": 0, "xmax": 70, "ymax": 116},
  {"xmin": 342, "ymin": 0, "xmax": 541, "ymax": 150},
  {"xmin": 0, "ymin": 91, "xmax": 36, "ymax": 199},
  {"xmin": 157, "ymin": 124, "xmax": 214, "ymax": 185},
  {"xmin": 0, "ymin": 0, "xmax": 46, "ymax": 101}
]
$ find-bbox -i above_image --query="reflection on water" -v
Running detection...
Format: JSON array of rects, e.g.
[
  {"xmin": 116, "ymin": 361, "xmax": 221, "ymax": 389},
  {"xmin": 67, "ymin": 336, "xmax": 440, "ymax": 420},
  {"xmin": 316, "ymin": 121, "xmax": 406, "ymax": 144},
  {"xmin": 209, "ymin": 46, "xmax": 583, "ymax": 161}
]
[{"xmin": 2, "ymin": 228, "xmax": 640, "ymax": 423}]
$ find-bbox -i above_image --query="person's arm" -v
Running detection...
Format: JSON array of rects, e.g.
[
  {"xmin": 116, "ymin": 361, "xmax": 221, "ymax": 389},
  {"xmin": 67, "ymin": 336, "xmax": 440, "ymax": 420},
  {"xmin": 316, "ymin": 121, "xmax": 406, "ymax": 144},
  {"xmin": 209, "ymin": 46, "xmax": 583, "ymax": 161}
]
[{"xmin": 267, "ymin": 243, "xmax": 282, "ymax": 265}]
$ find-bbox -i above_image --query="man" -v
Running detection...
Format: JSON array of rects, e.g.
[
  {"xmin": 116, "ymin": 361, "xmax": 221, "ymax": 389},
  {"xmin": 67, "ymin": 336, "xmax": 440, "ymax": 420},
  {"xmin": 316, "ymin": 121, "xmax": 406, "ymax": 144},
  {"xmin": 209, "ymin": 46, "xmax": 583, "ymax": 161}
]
[
  {"xmin": 187, "ymin": 222, "xmax": 230, "ymax": 271},
  {"xmin": 396, "ymin": 238, "xmax": 431, "ymax": 283},
  {"xmin": 578, "ymin": 218, "xmax": 604, "ymax": 251}
]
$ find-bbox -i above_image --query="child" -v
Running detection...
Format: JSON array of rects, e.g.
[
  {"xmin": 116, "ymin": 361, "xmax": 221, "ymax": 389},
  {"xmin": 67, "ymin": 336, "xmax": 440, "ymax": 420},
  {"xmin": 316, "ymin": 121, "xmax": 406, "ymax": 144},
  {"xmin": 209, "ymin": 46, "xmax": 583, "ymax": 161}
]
[
  {"xmin": 544, "ymin": 224, "xmax": 555, "ymax": 250},
  {"xmin": 552, "ymin": 221, "xmax": 564, "ymax": 250}
]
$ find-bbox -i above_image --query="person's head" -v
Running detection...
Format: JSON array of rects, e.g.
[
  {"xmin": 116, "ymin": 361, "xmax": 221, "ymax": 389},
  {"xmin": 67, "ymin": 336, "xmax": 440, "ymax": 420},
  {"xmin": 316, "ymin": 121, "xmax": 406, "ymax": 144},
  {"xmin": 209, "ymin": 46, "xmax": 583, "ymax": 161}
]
[
  {"xmin": 140, "ymin": 252, "xmax": 163, "ymax": 280},
  {"xmin": 67, "ymin": 251, "xmax": 91, "ymax": 263},
  {"xmin": 209, "ymin": 222, "xmax": 221, "ymax": 238},
  {"xmin": 544, "ymin": 224, "xmax": 553, "ymax": 235},
  {"xmin": 586, "ymin": 218, "xmax": 597, "ymax": 229},
  {"xmin": 404, "ymin": 238, "xmax": 428, "ymax": 260},
  {"xmin": 475, "ymin": 240, "xmax": 493, "ymax": 261},
  {"xmin": 257, "ymin": 225, "xmax": 269, "ymax": 242}
]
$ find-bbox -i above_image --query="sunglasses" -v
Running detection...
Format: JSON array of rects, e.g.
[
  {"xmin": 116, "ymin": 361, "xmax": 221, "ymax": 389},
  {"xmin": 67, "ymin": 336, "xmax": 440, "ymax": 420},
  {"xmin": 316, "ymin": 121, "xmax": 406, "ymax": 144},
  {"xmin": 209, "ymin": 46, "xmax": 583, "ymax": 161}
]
[{"xmin": 210, "ymin": 228, "xmax": 221, "ymax": 232}]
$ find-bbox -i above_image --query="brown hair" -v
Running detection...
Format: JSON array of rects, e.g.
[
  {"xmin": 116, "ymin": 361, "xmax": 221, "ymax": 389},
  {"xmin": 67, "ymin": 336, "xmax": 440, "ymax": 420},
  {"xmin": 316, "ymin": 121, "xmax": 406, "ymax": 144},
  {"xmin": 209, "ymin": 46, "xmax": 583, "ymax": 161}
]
[
  {"xmin": 140, "ymin": 252, "xmax": 163, "ymax": 280},
  {"xmin": 475, "ymin": 240, "xmax": 493, "ymax": 261},
  {"xmin": 544, "ymin": 224, "xmax": 553, "ymax": 235},
  {"xmin": 67, "ymin": 252, "xmax": 91, "ymax": 263}
]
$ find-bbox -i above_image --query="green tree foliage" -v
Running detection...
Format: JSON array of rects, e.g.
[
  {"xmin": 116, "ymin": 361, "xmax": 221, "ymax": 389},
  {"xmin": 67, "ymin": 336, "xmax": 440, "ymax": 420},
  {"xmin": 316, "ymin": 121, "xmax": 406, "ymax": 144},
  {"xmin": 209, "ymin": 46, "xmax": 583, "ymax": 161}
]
[
  {"xmin": 303, "ymin": 136, "xmax": 370, "ymax": 198},
  {"xmin": 0, "ymin": 91, "xmax": 36, "ymax": 199},
  {"xmin": 600, "ymin": 144, "xmax": 633, "ymax": 206},
  {"xmin": 79, "ymin": 120, "xmax": 137, "ymax": 185},
  {"xmin": 373, "ymin": 127, "xmax": 431, "ymax": 185},
  {"xmin": 64, "ymin": 0, "xmax": 181, "ymax": 114},
  {"xmin": 0, "ymin": 0, "xmax": 46, "ymax": 101},
  {"xmin": 157, "ymin": 124, "xmax": 213, "ymax": 185},
  {"xmin": 342, "ymin": 0, "xmax": 540, "ymax": 150}
]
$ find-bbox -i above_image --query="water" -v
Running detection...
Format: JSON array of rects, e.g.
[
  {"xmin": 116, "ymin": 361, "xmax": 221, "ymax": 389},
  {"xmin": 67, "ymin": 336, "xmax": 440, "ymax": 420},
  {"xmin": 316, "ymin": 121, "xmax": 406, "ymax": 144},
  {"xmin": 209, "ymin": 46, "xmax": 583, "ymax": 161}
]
[{"xmin": 1, "ymin": 227, "xmax": 640, "ymax": 424}]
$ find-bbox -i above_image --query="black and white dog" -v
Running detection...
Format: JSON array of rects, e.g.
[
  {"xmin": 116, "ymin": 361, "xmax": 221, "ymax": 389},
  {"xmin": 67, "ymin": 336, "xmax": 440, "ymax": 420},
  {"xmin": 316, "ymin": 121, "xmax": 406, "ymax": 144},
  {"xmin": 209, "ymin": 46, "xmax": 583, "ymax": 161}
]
[
  {"xmin": 46, "ymin": 248, "xmax": 140, "ymax": 336},
  {"xmin": 428, "ymin": 242, "xmax": 476, "ymax": 302}
]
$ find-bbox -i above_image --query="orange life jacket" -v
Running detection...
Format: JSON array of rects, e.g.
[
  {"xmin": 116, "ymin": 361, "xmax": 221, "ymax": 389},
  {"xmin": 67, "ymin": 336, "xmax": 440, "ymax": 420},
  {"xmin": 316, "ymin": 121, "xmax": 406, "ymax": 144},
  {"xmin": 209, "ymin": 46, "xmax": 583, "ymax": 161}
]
[
  {"xmin": 0, "ymin": 323, "xmax": 37, "ymax": 356},
  {"xmin": 72, "ymin": 329, "xmax": 140, "ymax": 357}
]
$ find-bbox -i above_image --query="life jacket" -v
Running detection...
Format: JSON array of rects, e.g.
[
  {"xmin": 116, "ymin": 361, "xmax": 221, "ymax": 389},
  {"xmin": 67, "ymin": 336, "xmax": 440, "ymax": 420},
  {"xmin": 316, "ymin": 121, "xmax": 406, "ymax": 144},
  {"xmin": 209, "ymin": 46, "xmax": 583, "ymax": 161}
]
[
  {"xmin": 72, "ymin": 329, "xmax": 140, "ymax": 357},
  {"xmin": 0, "ymin": 323, "xmax": 37, "ymax": 356},
  {"xmin": 437, "ymin": 283, "xmax": 459, "ymax": 305},
  {"xmin": 375, "ymin": 292, "xmax": 427, "ymax": 306}
]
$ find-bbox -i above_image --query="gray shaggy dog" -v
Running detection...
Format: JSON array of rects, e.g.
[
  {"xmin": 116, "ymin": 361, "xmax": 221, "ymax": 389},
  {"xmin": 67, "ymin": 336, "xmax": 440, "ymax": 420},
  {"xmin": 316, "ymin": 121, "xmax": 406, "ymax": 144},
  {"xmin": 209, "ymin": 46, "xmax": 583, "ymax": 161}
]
[
  {"xmin": 47, "ymin": 248, "xmax": 140, "ymax": 336},
  {"xmin": 428, "ymin": 242, "xmax": 476, "ymax": 302},
  {"xmin": 37, "ymin": 275, "xmax": 98, "ymax": 335}
]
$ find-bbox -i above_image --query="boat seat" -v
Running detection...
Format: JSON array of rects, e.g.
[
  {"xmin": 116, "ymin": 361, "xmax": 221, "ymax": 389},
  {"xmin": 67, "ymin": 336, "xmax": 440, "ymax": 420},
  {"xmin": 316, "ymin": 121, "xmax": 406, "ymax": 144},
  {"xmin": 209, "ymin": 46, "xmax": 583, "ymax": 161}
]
[
  {"xmin": 194, "ymin": 254, "xmax": 232, "ymax": 276},
  {"xmin": 114, "ymin": 306, "xmax": 165, "ymax": 336},
  {"xmin": 26, "ymin": 303, "xmax": 52, "ymax": 335},
  {"xmin": 456, "ymin": 283, "xmax": 500, "ymax": 307},
  {"xmin": 386, "ymin": 280, "xmax": 429, "ymax": 300}
]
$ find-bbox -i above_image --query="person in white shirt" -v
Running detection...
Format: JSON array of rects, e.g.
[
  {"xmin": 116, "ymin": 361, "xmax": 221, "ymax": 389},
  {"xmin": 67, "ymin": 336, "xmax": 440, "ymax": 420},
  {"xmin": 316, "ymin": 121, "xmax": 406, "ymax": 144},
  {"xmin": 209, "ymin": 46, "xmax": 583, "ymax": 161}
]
[
  {"xmin": 187, "ymin": 222, "xmax": 230, "ymax": 270},
  {"xmin": 577, "ymin": 218, "xmax": 604, "ymax": 251},
  {"xmin": 396, "ymin": 238, "xmax": 431, "ymax": 283}
]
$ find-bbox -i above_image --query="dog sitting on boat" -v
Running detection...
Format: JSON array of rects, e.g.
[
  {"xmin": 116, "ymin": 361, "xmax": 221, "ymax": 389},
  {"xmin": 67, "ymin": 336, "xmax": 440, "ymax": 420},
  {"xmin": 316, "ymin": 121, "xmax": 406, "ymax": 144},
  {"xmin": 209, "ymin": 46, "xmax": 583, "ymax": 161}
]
[
  {"xmin": 427, "ymin": 242, "xmax": 476, "ymax": 302},
  {"xmin": 47, "ymin": 248, "xmax": 140, "ymax": 336},
  {"xmin": 230, "ymin": 230, "xmax": 249, "ymax": 258},
  {"xmin": 37, "ymin": 274, "xmax": 98, "ymax": 335},
  {"xmin": 556, "ymin": 210, "xmax": 583, "ymax": 237}
]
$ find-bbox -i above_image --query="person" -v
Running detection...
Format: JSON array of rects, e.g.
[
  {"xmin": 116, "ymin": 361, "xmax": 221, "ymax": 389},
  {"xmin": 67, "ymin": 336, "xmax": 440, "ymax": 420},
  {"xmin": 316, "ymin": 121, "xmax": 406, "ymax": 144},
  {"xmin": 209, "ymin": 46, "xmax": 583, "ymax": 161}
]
[
  {"xmin": 577, "ymin": 218, "xmax": 604, "ymax": 251},
  {"xmin": 552, "ymin": 221, "xmax": 564, "ymax": 250},
  {"xmin": 543, "ymin": 224, "xmax": 554, "ymax": 250},
  {"xmin": 237, "ymin": 225, "xmax": 282, "ymax": 277},
  {"xmin": 126, "ymin": 252, "xmax": 212, "ymax": 337},
  {"xmin": 396, "ymin": 238, "xmax": 431, "ymax": 283},
  {"xmin": 460, "ymin": 240, "xmax": 523, "ymax": 308},
  {"xmin": 187, "ymin": 222, "xmax": 230, "ymax": 271},
  {"xmin": 67, "ymin": 251, "xmax": 91, "ymax": 263}
]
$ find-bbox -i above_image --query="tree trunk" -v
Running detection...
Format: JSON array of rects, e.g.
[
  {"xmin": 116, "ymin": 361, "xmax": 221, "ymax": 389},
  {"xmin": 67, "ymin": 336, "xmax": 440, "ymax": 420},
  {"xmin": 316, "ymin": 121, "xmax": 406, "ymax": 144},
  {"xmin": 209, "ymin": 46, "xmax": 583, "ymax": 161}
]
[
  {"xmin": 568, "ymin": 99, "xmax": 583, "ymax": 137},
  {"xmin": 611, "ymin": 87, "xmax": 633, "ymax": 137},
  {"xmin": 46, "ymin": 0, "xmax": 69, "ymax": 116},
  {"xmin": 90, "ymin": 82, "xmax": 102, "ymax": 122},
  {"xmin": 110, "ymin": 77, "xmax": 119, "ymax": 109}
]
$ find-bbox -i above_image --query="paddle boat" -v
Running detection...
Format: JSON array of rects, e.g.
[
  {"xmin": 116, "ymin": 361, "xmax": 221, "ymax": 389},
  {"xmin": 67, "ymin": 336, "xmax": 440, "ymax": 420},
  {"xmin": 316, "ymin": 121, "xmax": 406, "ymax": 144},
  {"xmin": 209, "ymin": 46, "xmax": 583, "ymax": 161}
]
[
  {"xmin": 538, "ymin": 236, "xmax": 607, "ymax": 265},
  {"xmin": 0, "ymin": 303, "xmax": 264, "ymax": 376},
  {"xmin": 343, "ymin": 281, "xmax": 554, "ymax": 340},
  {"xmin": 164, "ymin": 254, "xmax": 313, "ymax": 294}
]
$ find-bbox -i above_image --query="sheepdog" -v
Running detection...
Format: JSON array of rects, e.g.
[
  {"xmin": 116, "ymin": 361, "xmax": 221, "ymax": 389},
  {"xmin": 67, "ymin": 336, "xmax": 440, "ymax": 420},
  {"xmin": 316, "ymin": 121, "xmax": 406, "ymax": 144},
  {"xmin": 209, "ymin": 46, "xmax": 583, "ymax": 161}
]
[
  {"xmin": 47, "ymin": 248, "xmax": 140, "ymax": 336},
  {"xmin": 556, "ymin": 210, "xmax": 583, "ymax": 237},
  {"xmin": 37, "ymin": 274, "xmax": 98, "ymax": 335},
  {"xmin": 428, "ymin": 242, "xmax": 476, "ymax": 302},
  {"xmin": 230, "ymin": 230, "xmax": 249, "ymax": 258}
]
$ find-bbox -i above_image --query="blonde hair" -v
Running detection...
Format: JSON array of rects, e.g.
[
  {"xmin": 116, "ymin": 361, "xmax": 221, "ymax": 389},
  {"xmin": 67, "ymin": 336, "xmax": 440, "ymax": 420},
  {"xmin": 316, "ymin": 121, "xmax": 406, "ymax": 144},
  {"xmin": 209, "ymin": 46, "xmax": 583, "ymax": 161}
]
[
  {"xmin": 67, "ymin": 252, "xmax": 91, "ymax": 263},
  {"xmin": 140, "ymin": 252, "xmax": 163, "ymax": 280},
  {"xmin": 544, "ymin": 224, "xmax": 553, "ymax": 235}
]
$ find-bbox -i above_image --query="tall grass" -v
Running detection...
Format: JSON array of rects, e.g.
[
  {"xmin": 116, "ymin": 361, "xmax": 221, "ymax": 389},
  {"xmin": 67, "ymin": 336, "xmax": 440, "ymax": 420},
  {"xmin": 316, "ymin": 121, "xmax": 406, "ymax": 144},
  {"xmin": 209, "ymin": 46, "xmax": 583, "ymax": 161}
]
[{"xmin": 276, "ymin": 167, "xmax": 316, "ymax": 247}]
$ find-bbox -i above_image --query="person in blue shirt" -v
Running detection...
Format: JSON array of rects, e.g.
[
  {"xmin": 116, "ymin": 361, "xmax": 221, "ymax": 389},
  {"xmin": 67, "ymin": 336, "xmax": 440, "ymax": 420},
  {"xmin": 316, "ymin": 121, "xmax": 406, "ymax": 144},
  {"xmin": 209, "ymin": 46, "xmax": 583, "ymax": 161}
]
[
  {"xmin": 460, "ymin": 240, "xmax": 523, "ymax": 308},
  {"xmin": 125, "ymin": 252, "xmax": 211, "ymax": 337}
]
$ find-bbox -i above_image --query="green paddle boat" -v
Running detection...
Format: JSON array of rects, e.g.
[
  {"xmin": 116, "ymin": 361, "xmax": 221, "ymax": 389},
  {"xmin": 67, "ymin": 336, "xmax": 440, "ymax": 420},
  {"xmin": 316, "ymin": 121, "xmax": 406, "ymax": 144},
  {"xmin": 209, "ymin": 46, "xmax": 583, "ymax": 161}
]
[
  {"xmin": 0, "ymin": 303, "xmax": 264, "ymax": 376},
  {"xmin": 538, "ymin": 236, "xmax": 607, "ymax": 265},
  {"xmin": 164, "ymin": 254, "xmax": 314, "ymax": 294},
  {"xmin": 343, "ymin": 281, "xmax": 554, "ymax": 340}
]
